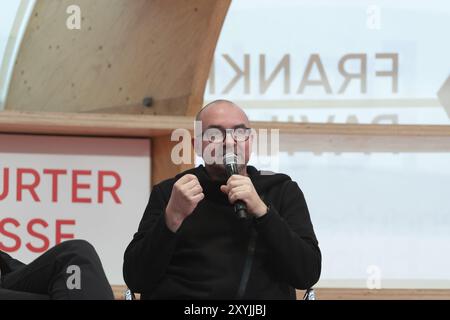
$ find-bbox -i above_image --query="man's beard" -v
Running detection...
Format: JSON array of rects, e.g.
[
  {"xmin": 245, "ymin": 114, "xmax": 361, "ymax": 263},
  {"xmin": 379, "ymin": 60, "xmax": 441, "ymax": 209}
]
[{"xmin": 203, "ymin": 145, "xmax": 248, "ymax": 181}]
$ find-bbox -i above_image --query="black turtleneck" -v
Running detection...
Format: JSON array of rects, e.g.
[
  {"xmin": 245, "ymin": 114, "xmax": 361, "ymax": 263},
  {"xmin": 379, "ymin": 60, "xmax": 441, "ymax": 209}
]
[{"xmin": 123, "ymin": 165, "xmax": 321, "ymax": 299}]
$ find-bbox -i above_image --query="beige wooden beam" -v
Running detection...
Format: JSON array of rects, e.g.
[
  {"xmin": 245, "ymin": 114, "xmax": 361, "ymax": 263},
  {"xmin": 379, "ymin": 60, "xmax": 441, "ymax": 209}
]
[
  {"xmin": 3, "ymin": 111, "xmax": 450, "ymax": 137},
  {"xmin": 296, "ymin": 288, "xmax": 450, "ymax": 300},
  {"xmin": 151, "ymin": 135, "xmax": 195, "ymax": 186},
  {"xmin": 2, "ymin": 111, "xmax": 450, "ymax": 153},
  {"xmin": 252, "ymin": 121, "xmax": 450, "ymax": 137},
  {"xmin": 111, "ymin": 285, "xmax": 450, "ymax": 300},
  {"xmin": 5, "ymin": 0, "xmax": 231, "ymax": 116},
  {"xmin": 0, "ymin": 111, "xmax": 193, "ymax": 137}
]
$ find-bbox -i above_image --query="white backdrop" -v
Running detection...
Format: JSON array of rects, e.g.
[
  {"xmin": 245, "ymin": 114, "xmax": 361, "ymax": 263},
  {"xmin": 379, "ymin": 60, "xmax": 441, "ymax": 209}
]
[{"xmin": 207, "ymin": 0, "xmax": 450, "ymax": 125}]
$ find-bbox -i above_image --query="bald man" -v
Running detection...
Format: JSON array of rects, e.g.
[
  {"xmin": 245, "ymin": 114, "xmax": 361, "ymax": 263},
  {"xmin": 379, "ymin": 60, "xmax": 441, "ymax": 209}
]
[{"xmin": 123, "ymin": 100, "xmax": 321, "ymax": 299}]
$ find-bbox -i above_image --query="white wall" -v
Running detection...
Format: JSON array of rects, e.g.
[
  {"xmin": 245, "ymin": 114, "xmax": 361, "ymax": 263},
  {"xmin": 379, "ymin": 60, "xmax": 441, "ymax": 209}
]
[{"xmin": 204, "ymin": 0, "xmax": 450, "ymax": 288}]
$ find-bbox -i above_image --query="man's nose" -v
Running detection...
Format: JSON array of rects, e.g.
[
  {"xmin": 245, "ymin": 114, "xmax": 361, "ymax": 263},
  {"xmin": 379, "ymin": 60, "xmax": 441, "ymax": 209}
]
[{"xmin": 223, "ymin": 132, "xmax": 236, "ymax": 152}]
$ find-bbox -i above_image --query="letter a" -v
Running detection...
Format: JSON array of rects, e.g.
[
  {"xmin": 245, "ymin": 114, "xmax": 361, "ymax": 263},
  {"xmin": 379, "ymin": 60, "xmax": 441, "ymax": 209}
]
[{"xmin": 66, "ymin": 5, "xmax": 81, "ymax": 30}]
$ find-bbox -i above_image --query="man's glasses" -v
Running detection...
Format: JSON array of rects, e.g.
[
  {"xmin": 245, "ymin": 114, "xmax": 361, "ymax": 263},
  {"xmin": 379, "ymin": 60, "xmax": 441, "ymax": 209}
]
[{"xmin": 202, "ymin": 127, "xmax": 252, "ymax": 143}]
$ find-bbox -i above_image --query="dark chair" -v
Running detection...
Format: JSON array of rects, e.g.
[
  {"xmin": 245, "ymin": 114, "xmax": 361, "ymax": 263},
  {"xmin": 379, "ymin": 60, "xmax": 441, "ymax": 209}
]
[
  {"xmin": 303, "ymin": 288, "xmax": 316, "ymax": 300},
  {"xmin": 0, "ymin": 288, "xmax": 49, "ymax": 300},
  {"xmin": 124, "ymin": 289, "xmax": 136, "ymax": 300},
  {"xmin": 123, "ymin": 288, "xmax": 316, "ymax": 300}
]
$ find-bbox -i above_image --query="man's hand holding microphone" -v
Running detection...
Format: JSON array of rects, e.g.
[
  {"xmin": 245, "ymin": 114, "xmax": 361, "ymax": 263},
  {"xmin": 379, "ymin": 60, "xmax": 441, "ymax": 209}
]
[{"xmin": 165, "ymin": 154, "xmax": 268, "ymax": 233}]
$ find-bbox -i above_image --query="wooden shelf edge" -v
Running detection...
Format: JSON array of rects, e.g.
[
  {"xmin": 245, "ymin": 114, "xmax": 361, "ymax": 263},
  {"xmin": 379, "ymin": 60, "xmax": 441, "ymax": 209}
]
[
  {"xmin": 110, "ymin": 285, "xmax": 450, "ymax": 300},
  {"xmin": 1, "ymin": 111, "xmax": 450, "ymax": 138},
  {"xmin": 253, "ymin": 121, "xmax": 450, "ymax": 137},
  {"xmin": 0, "ymin": 111, "xmax": 194, "ymax": 137}
]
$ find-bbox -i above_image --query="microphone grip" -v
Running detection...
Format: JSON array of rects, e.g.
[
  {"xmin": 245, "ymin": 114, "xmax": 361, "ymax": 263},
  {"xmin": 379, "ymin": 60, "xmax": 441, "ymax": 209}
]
[{"xmin": 235, "ymin": 200, "xmax": 248, "ymax": 219}]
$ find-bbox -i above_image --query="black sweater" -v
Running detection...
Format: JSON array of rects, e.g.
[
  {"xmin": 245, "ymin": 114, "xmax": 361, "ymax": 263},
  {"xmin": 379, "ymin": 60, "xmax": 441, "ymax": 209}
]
[{"xmin": 123, "ymin": 165, "xmax": 321, "ymax": 299}]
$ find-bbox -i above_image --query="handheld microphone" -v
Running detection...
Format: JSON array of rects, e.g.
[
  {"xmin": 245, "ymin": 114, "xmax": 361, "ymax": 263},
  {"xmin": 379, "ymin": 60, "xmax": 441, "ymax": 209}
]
[{"xmin": 224, "ymin": 153, "xmax": 248, "ymax": 219}]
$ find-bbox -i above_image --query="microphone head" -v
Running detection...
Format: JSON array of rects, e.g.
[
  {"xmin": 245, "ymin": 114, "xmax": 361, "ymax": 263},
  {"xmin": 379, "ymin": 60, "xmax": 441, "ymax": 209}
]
[{"xmin": 223, "ymin": 153, "xmax": 238, "ymax": 165}]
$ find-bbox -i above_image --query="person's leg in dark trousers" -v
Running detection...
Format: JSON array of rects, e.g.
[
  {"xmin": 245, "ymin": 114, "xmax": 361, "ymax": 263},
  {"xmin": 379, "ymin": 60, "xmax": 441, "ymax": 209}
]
[{"xmin": 1, "ymin": 240, "xmax": 114, "ymax": 300}]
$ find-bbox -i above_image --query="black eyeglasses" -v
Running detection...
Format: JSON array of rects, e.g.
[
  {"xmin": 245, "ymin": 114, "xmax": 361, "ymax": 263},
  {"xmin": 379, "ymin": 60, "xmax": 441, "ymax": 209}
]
[{"xmin": 202, "ymin": 127, "xmax": 252, "ymax": 143}]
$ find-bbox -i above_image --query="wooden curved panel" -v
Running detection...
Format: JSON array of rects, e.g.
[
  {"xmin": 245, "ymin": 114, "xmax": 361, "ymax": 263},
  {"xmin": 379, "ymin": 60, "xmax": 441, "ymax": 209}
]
[{"xmin": 5, "ymin": 0, "xmax": 230, "ymax": 115}]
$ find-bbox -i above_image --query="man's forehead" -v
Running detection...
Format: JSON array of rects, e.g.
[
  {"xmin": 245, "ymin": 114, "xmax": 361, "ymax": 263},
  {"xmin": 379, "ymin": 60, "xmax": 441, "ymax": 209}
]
[
  {"xmin": 201, "ymin": 119, "xmax": 249, "ymax": 130},
  {"xmin": 200, "ymin": 103, "xmax": 249, "ymax": 127},
  {"xmin": 205, "ymin": 123, "xmax": 248, "ymax": 129}
]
